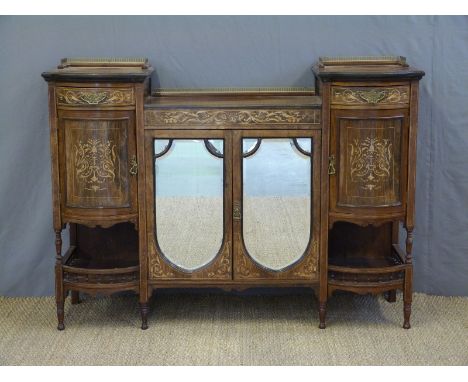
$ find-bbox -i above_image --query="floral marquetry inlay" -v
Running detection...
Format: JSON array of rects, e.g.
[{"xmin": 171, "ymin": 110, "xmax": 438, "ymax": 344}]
[
  {"xmin": 349, "ymin": 137, "xmax": 393, "ymax": 191},
  {"xmin": 75, "ymin": 138, "xmax": 117, "ymax": 192},
  {"xmin": 145, "ymin": 109, "xmax": 321, "ymax": 126},
  {"xmin": 292, "ymin": 240, "xmax": 319, "ymax": 278},
  {"xmin": 57, "ymin": 87, "xmax": 134, "ymax": 106},
  {"xmin": 332, "ymin": 86, "xmax": 409, "ymax": 105}
]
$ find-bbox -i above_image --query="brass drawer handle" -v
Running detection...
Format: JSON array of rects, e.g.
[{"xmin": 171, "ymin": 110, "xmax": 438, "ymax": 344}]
[
  {"xmin": 129, "ymin": 155, "xmax": 138, "ymax": 176},
  {"xmin": 328, "ymin": 155, "xmax": 336, "ymax": 175}
]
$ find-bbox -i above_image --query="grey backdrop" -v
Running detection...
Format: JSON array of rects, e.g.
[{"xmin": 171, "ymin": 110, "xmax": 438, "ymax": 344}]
[{"xmin": 1, "ymin": 16, "xmax": 467, "ymax": 296}]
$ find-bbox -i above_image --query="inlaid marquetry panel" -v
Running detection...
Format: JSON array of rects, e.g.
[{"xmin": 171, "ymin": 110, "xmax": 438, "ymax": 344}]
[
  {"xmin": 336, "ymin": 117, "xmax": 403, "ymax": 207},
  {"xmin": 144, "ymin": 109, "xmax": 321, "ymax": 126},
  {"xmin": 331, "ymin": 86, "xmax": 409, "ymax": 106},
  {"xmin": 63, "ymin": 118, "xmax": 131, "ymax": 208},
  {"xmin": 57, "ymin": 87, "xmax": 134, "ymax": 106}
]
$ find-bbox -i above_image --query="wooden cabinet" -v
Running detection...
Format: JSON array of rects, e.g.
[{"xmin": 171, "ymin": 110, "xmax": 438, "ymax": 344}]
[
  {"xmin": 141, "ymin": 92, "xmax": 323, "ymax": 323},
  {"xmin": 313, "ymin": 56, "xmax": 424, "ymax": 329},
  {"xmin": 42, "ymin": 58, "xmax": 153, "ymax": 330},
  {"xmin": 43, "ymin": 56, "xmax": 424, "ymax": 331}
]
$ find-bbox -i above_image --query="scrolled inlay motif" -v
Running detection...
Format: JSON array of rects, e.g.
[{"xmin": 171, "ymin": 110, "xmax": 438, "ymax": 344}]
[
  {"xmin": 235, "ymin": 233, "xmax": 260, "ymax": 278},
  {"xmin": 332, "ymin": 86, "xmax": 409, "ymax": 105},
  {"xmin": 349, "ymin": 137, "xmax": 393, "ymax": 191},
  {"xmin": 149, "ymin": 241, "xmax": 176, "ymax": 279},
  {"xmin": 74, "ymin": 138, "xmax": 117, "ymax": 192},
  {"xmin": 57, "ymin": 87, "xmax": 134, "ymax": 105},
  {"xmin": 207, "ymin": 241, "xmax": 231, "ymax": 278},
  {"xmin": 292, "ymin": 240, "xmax": 319, "ymax": 278},
  {"xmin": 145, "ymin": 109, "xmax": 321, "ymax": 125}
]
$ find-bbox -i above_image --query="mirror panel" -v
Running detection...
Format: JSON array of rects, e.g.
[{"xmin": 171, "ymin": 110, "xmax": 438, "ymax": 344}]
[
  {"xmin": 154, "ymin": 139, "xmax": 224, "ymax": 271},
  {"xmin": 242, "ymin": 138, "xmax": 312, "ymax": 271}
]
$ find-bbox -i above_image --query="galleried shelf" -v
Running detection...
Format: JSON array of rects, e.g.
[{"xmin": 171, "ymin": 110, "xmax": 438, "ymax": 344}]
[{"xmin": 42, "ymin": 56, "xmax": 424, "ymax": 331}]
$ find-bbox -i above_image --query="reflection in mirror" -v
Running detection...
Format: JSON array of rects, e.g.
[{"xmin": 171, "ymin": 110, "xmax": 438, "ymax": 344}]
[
  {"xmin": 154, "ymin": 139, "xmax": 224, "ymax": 271},
  {"xmin": 243, "ymin": 138, "xmax": 311, "ymax": 271}
]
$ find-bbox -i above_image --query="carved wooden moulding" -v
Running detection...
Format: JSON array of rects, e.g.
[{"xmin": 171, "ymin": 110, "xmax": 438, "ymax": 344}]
[
  {"xmin": 56, "ymin": 87, "xmax": 135, "ymax": 106},
  {"xmin": 331, "ymin": 86, "xmax": 410, "ymax": 106},
  {"xmin": 144, "ymin": 109, "xmax": 321, "ymax": 126}
]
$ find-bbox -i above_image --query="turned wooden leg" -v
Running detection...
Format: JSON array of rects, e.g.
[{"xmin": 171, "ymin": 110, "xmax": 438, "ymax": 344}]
[
  {"xmin": 403, "ymin": 227, "xmax": 413, "ymax": 329},
  {"xmin": 403, "ymin": 267, "xmax": 413, "ymax": 329},
  {"xmin": 384, "ymin": 290, "xmax": 397, "ymax": 303},
  {"xmin": 140, "ymin": 302, "xmax": 149, "ymax": 330},
  {"xmin": 319, "ymin": 301, "xmax": 327, "ymax": 329},
  {"xmin": 55, "ymin": 229, "xmax": 65, "ymax": 331},
  {"xmin": 403, "ymin": 301, "xmax": 412, "ymax": 329},
  {"xmin": 56, "ymin": 300, "xmax": 65, "ymax": 331},
  {"xmin": 71, "ymin": 291, "xmax": 80, "ymax": 305}
]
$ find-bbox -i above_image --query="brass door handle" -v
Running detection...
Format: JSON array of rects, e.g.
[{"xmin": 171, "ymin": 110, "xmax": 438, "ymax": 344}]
[
  {"xmin": 129, "ymin": 155, "xmax": 138, "ymax": 176},
  {"xmin": 328, "ymin": 155, "xmax": 336, "ymax": 175}
]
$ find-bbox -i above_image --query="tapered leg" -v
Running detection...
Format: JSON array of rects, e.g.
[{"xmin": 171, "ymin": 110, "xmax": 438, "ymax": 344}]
[
  {"xmin": 55, "ymin": 229, "xmax": 65, "ymax": 330},
  {"xmin": 56, "ymin": 300, "xmax": 65, "ymax": 330},
  {"xmin": 384, "ymin": 290, "xmax": 397, "ymax": 303},
  {"xmin": 71, "ymin": 291, "xmax": 80, "ymax": 305},
  {"xmin": 403, "ymin": 301, "xmax": 412, "ymax": 329},
  {"xmin": 403, "ymin": 227, "xmax": 413, "ymax": 329},
  {"xmin": 319, "ymin": 301, "xmax": 327, "ymax": 329},
  {"xmin": 403, "ymin": 267, "xmax": 413, "ymax": 329},
  {"xmin": 140, "ymin": 302, "xmax": 149, "ymax": 330}
]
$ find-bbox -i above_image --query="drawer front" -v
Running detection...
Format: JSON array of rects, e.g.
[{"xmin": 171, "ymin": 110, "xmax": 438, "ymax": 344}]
[
  {"xmin": 331, "ymin": 86, "xmax": 410, "ymax": 107},
  {"xmin": 56, "ymin": 87, "xmax": 134, "ymax": 107}
]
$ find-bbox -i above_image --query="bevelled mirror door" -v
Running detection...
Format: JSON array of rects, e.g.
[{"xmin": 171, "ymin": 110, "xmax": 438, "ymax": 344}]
[
  {"xmin": 233, "ymin": 131, "xmax": 321, "ymax": 280},
  {"xmin": 146, "ymin": 131, "xmax": 232, "ymax": 280}
]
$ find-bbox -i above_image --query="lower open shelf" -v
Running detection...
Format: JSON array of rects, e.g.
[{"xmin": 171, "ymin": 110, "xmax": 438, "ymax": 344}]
[
  {"xmin": 62, "ymin": 223, "xmax": 139, "ymax": 294},
  {"xmin": 327, "ymin": 221, "xmax": 408, "ymax": 295}
]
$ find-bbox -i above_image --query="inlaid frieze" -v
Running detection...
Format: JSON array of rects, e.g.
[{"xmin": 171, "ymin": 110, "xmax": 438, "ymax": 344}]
[
  {"xmin": 331, "ymin": 86, "xmax": 409, "ymax": 105},
  {"xmin": 57, "ymin": 87, "xmax": 134, "ymax": 106},
  {"xmin": 144, "ymin": 109, "xmax": 321, "ymax": 126}
]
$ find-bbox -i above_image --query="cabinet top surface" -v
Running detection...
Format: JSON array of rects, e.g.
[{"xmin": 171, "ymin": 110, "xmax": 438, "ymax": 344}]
[
  {"xmin": 42, "ymin": 57, "xmax": 153, "ymax": 83},
  {"xmin": 144, "ymin": 88, "xmax": 321, "ymax": 109},
  {"xmin": 313, "ymin": 56, "xmax": 425, "ymax": 81}
]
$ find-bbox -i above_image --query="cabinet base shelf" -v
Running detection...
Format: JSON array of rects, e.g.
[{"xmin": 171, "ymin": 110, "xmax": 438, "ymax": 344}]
[{"xmin": 63, "ymin": 246, "xmax": 139, "ymax": 294}]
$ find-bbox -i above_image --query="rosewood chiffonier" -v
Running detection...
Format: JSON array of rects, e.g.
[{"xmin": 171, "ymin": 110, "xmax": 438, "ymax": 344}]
[{"xmin": 42, "ymin": 56, "xmax": 424, "ymax": 330}]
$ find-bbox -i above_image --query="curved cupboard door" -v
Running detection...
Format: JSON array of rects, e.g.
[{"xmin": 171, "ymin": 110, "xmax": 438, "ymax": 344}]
[
  {"xmin": 58, "ymin": 109, "xmax": 138, "ymax": 226},
  {"xmin": 145, "ymin": 130, "xmax": 232, "ymax": 280},
  {"xmin": 329, "ymin": 108, "xmax": 409, "ymax": 223},
  {"xmin": 233, "ymin": 130, "xmax": 321, "ymax": 280}
]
